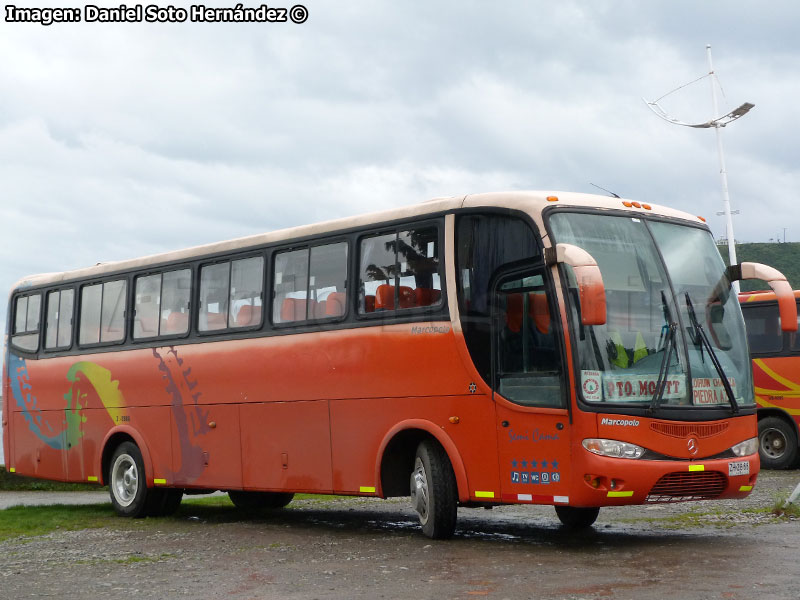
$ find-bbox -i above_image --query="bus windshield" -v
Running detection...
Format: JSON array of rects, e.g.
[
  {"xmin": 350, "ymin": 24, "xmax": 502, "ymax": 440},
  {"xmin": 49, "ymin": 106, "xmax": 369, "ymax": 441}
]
[{"xmin": 549, "ymin": 212, "xmax": 754, "ymax": 410}]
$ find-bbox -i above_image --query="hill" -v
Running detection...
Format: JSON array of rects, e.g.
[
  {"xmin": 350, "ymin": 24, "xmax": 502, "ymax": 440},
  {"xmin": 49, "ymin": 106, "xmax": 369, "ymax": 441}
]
[{"xmin": 718, "ymin": 242, "xmax": 800, "ymax": 292}]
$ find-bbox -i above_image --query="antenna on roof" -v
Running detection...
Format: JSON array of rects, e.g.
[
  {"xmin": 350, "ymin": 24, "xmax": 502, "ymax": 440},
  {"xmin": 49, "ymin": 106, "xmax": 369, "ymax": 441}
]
[{"xmin": 589, "ymin": 183, "xmax": 620, "ymax": 198}]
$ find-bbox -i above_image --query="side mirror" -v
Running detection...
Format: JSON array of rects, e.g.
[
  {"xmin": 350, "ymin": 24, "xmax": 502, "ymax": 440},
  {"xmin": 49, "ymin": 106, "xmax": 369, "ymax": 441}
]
[
  {"xmin": 729, "ymin": 262, "xmax": 798, "ymax": 332},
  {"xmin": 553, "ymin": 243, "xmax": 607, "ymax": 326}
]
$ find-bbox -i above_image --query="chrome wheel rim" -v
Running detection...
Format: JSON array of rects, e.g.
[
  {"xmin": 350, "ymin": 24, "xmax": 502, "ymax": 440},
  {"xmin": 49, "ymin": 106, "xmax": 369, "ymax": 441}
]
[
  {"xmin": 111, "ymin": 453, "xmax": 139, "ymax": 507},
  {"xmin": 761, "ymin": 428, "xmax": 787, "ymax": 459},
  {"xmin": 410, "ymin": 457, "xmax": 430, "ymax": 525}
]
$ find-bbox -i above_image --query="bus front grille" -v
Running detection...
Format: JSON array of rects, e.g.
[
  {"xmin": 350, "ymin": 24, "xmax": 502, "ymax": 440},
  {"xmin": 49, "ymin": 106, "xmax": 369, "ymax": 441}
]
[
  {"xmin": 650, "ymin": 422, "xmax": 729, "ymax": 439},
  {"xmin": 645, "ymin": 471, "xmax": 727, "ymax": 503}
]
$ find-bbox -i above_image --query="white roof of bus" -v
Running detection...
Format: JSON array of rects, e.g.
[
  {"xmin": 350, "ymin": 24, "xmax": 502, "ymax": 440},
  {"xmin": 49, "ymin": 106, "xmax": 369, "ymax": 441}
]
[{"xmin": 11, "ymin": 191, "xmax": 705, "ymax": 291}]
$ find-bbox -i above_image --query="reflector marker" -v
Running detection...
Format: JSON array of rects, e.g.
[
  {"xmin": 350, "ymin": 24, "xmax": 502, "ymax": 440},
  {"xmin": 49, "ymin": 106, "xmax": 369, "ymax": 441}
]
[
  {"xmin": 153, "ymin": 478, "xmax": 167, "ymax": 485},
  {"xmin": 739, "ymin": 485, "xmax": 753, "ymax": 492},
  {"xmin": 518, "ymin": 493, "xmax": 533, "ymax": 501},
  {"xmin": 359, "ymin": 486, "xmax": 376, "ymax": 493},
  {"xmin": 688, "ymin": 465, "xmax": 705, "ymax": 472},
  {"xmin": 474, "ymin": 491, "xmax": 495, "ymax": 498},
  {"xmin": 9, "ymin": 468, "xmax": 15, "ymax": 473},
  {"xmin": 553, "ymin": 496, "xmax": 570, "ymax": 504},
  {"xmin": 87, "ymin": 476, "xmax": 98, "ymax": 482},
  {"xmin": 607, "ymin": 491, "xmax": 634, "ymax": 498}
]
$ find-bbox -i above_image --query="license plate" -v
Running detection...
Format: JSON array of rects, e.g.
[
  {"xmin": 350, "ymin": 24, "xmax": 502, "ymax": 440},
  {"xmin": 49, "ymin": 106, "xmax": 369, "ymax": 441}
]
[{"xmin": 729, "ymin": 461, "xmax": 749, "ymax": 476}]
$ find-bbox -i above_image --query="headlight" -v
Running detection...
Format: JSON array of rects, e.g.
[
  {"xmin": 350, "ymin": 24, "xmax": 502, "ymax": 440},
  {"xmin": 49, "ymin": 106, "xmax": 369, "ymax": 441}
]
[
  {"xmin": 730, "ymin": 437, "xmax": 758, "ymax": 457},
  {"xmin": 582, "ymin": 438, "xmax": 645, "ymax": 459}
]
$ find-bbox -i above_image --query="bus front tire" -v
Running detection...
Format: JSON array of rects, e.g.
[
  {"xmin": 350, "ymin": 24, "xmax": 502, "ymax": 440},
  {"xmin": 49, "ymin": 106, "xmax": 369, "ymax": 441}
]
[
  {"xmin": 410, "ymin": 440, "xmax": 457, "ymax": 539},
  {"xmin": 555, "ymin": 506, "xmax": 600, "ymax": 529},
  {"xmin": 758, "ymin": 416, "xmax": 799, "ymax": 469},
  {"xmin": 228, "ymin": 490, "xmax": 295, "ymax": 510},
  {"xmin": 108, "ymin": 441, "xmax": 151, "ymax": 518}
]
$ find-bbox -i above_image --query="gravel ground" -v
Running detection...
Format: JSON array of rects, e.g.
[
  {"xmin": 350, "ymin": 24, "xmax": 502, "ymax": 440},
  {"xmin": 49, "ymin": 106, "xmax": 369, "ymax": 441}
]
[{"xmin": 1, "ymin": 471, "xmax": 799, "ymax": 600}]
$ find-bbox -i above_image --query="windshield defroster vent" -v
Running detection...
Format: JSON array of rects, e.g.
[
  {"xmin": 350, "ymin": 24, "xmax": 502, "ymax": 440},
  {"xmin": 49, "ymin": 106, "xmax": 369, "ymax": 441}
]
[{"xmin": 646, "ymin": 470, "xmax": 727, "ymax": 503}]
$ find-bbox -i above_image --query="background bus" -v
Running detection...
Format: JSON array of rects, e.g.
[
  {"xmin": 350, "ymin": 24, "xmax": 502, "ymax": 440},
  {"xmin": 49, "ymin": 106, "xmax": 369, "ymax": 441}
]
[
  {"xmin": 739, "ymin": 290, "xmax": 800, "ymax": 469},
  {"xmin": 4, "ymin": 191, "xmax": 796, "ymax": 539}
]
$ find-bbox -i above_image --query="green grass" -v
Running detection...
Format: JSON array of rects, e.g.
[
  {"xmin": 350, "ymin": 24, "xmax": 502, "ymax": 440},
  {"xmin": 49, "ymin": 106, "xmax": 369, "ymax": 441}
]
[
  {"xmin": 0, "ymin": 466, "xmax": 105, "ymax": 492},
  {"xmin": 0, "ymin": 503, "xmax": 117, "ymax": 542}
]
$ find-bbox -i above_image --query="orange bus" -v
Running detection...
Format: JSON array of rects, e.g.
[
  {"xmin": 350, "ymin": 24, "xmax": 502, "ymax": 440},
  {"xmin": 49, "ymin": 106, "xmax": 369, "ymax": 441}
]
[
  {"xmin": 3, "ymin": 192, "xmax": 797, "ymax": 538},
  {"xmin": 739, "ymin": 290, "xmax": 800, "ymax": 469}
]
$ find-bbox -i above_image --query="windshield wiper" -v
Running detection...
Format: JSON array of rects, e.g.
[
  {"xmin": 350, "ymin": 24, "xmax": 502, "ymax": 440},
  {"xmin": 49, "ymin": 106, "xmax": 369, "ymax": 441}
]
[
  {"xmin": 649, "ymin": 321, "xmax": 677, "ymax": 414},
  {"xmin": 650, "ymin": 291, "xmax": 677, "ymax": 414},
  {"xmin": 684, "ymin": 292, "xmax": 739, "ymax": 414}
]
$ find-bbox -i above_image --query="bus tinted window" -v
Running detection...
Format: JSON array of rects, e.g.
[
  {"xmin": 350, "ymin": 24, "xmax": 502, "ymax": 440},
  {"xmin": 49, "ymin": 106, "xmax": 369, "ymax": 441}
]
[
  {"xmin": 309, "ymin": 243, "xmax": 348, "ymax": 319},
  {"xmin": 11, "ymin": 293, "xmax": 42, "ymax": 352},
  {"xmin": 199, "ymin": 262, "xmax": 231, "ymax": 331},
  {"xmin": 742, "ymin": 304, "xmax": 783, "ymax": 354},
  {"xmin": 359, "ymin": 227, "xmax": 441, "ymax": 314},
  {"xmin": 45, "ymin": 289, "xmax": 74, "ymax": 350},
  {"xmin": 273, "ymin": 244, "xmax": 348, "ymax": 323},
  {"xmin": 101, "ymin": 280, "xmax": 127, "ymax": 343},
  {"xmin": 80, "ymin": 280, "xmax": 127, "ymax": 345},
  {"xmin": 230, "ymin": 257, "xmax": 263, "ymax": 328},
  {"xmin": 58, "ymin": 289, "xmax": 74, "ymax": 347},
  {"xmin": 274, "ymin": 249, "xmax": 310, "ymax": 323},
  {"xmin": 134, "ymin": 269, "xmax": 191, "ymax": 338},
  {"xmin": 134, "ymin": 274, "xmax": 161, "ymax": 338},
  {"xmin": 161, "ymin": 269, "xmax": 191, "ymax": 334}
]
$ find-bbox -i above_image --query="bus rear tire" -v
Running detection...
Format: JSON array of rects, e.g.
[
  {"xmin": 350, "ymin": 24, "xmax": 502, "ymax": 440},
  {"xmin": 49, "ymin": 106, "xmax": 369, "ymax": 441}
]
[
  {"xmin": 758, "ymin": 416, "xmax": 799, "ymax": 469},
  {"xmin": 228, "ymin": 490, "xmax": 295, "ymax": 510},
  {"xmin": 555, "ymin": 506, "xmax": 600, "ymax": 529},
  {"xmin": 410, "ymin": 439, "xmax": 457, "ymax": 539},
  {"xmin": 108, "ymin": 441, "xmax": 151, "ymax": 518}
]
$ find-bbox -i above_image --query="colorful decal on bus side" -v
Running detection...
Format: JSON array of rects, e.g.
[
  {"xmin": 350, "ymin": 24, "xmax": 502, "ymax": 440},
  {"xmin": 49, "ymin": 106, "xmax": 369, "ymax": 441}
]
[
  {"xmin": 153, "ymin": 346, "xmax": 210, "ymax": 481},
  {"xmin": 8, "ymin": 348, "xmax": 211, "ymax": 484},
  {"xmin": 8, "ymin": 353, "xmax": 124, "ymax": 450}
]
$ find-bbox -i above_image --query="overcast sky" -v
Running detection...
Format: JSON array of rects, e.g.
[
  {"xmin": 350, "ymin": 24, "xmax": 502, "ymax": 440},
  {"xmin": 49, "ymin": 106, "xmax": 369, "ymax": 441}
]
[{"xmin": 2, "ymin": 0, "xmax": 800, "ymax": 351}]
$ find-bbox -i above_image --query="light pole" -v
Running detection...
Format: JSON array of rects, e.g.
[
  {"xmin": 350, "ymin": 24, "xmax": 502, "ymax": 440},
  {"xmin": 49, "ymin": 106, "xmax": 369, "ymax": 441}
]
[{"xmin": 644, "ymin": 45, "xmax": 754, "ymax": 292}]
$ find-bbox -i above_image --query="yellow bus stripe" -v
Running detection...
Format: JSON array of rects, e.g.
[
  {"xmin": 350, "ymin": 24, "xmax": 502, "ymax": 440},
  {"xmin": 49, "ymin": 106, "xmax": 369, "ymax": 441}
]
[{"xmin": 753, "ymin": 359, "xmax": 800, "ymax": 392}]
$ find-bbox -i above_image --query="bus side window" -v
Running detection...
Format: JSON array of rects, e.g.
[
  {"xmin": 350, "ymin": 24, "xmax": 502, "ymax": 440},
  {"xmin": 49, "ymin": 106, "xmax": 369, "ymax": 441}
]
[
  {"xmin": 309, "ymin": 242, "xmax": 348, "ymax": 320},
  {"xmin": 359, "ymin": 233, "xmax": 395, "ymax": 314},
  {"xmin": 742, "ymin": 304, "xmax": 784, "ymax": 354},
  {"xmin": 11, "ymin": 293, "xmax": 42, "ymax": 352},
  {"xmin": 230, "ymin": 257, "xmax": 264, "ymax": 328},
  {"xmin": 273, "ymin": 249, "xmax": 309, "ymax": 323},
  {"xmin": 199, "ymin": 262, "xmax": 231, "ymax": 331},
  {"xmin": 45, "ymin": 289, "xmax": 74, "ymax": 350},
  {"xmin": 358, "ymin": 227, "xmax": 441, "ymax": 314},
  {"xmin": 79, "ymin": 280, "xmax": 127, "ymax": 345}
]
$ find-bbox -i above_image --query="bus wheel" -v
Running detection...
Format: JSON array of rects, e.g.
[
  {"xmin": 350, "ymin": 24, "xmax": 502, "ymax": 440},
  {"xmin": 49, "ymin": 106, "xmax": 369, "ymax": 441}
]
[
  {"xmin": 410, "ymin": 440, "xmax": 457, "ymax": 539},
  {"xmin": 108, "ymin": 441, "xmax": 150, "ymax": 518},
  {"xmin": 759, "ymin": 416, "xmax": 799, "ymax": 469},
  {"xmin": 228, "ymin": 491, "xmax": 295, "ymax": 510},
  {"xmin": 555, "ymin": 506, "xmax": 600, "ymax": 529}
]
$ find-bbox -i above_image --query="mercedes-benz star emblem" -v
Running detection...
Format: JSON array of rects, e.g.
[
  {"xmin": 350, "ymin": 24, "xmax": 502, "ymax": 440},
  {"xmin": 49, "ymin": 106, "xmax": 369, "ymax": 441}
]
[{"xmin": 688, "ymin": 438, "xmax": 698, "ymax": 455}]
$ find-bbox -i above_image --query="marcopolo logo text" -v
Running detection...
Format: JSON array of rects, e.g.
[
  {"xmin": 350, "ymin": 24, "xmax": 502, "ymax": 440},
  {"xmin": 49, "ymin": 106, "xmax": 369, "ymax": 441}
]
[{"xmin": 600, "ymin": 418, "xmax": 640, "ymax": 427}]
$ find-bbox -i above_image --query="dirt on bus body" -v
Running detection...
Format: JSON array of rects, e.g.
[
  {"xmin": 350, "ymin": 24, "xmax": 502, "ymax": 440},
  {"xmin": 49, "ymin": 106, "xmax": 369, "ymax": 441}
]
[{"xmin": 1, "ymin": 470, "xmax": 799, "ymax": 600}]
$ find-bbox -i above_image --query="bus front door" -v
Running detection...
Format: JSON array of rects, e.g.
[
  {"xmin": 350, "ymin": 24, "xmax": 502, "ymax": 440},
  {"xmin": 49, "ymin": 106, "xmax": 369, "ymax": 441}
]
[{"xmin": 493, "ymin": 270, "xmax": 572, "ymax": 505}]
